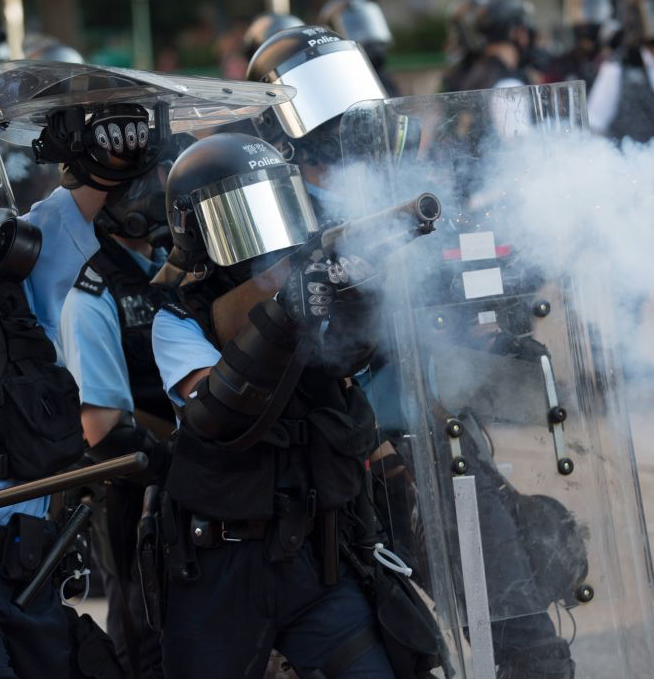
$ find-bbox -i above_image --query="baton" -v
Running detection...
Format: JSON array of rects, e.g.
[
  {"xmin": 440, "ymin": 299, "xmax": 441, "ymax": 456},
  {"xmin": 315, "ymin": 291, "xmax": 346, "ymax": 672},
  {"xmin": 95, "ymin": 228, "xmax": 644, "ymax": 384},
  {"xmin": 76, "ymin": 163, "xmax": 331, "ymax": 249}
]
[
  {"xmin": 0, "ymin": 452, "xmax": 149, "ymax": 508},
  {"xmin": 15, "ymin": 503, "xmax": 92, "ymax": 610}
]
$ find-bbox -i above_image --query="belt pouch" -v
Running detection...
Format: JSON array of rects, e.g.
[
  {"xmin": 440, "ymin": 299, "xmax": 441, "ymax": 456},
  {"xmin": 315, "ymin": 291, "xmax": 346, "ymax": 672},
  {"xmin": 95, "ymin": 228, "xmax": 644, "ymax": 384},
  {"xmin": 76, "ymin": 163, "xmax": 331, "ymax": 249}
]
[{"xmin": 2, "ymin": 514, "xmax": 44, "ymax": 581}]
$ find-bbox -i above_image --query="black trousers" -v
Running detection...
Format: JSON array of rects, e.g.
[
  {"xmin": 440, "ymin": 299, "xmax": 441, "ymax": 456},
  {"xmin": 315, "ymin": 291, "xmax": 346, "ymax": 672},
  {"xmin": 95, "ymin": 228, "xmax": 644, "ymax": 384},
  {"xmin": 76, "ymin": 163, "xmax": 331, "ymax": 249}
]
[
  {"xmin": 91, "ymin": 487, "xmax": 164, "ymax": 679},
  {"xmin": 0, "ymin": 565, "xmax": 73, "ymax": 678},
  {"xmin": 163, "ymin": 541, "xmax": 396, "ymax": 679}
]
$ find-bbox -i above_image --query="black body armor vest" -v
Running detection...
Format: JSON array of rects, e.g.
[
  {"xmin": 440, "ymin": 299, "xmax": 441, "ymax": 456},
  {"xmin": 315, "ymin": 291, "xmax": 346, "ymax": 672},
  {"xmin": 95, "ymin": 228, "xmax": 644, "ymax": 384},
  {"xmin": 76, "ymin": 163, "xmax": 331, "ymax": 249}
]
[
  {"xmin": 73, "ymin": 229, "xmax": 174, "ymax": 422},
  {"xmin": 0, "ymin": 280, "xmax": 84, "ymax": 480},
  {"xmin": 163, "ymin": 273, "xmax": 376, "ymax": 536},
  {"xmin": 608, "ymin": 51, "xmax": 654, "ymax": 143}
]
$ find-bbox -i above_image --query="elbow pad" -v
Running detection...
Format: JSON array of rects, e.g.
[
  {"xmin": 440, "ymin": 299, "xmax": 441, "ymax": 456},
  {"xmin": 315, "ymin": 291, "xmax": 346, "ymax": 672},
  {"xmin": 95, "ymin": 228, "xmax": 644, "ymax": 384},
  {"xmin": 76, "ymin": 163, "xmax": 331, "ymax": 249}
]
[{"xmin": 184, "ymin": 298, "xmax": 299, "ymax": 440}]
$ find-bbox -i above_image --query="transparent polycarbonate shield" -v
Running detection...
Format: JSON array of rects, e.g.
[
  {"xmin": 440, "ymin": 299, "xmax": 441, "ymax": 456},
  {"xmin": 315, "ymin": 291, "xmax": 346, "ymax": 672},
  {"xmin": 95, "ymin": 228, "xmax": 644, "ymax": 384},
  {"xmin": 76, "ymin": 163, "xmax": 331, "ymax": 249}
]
[
  {"xmin": 0, "ymin": 60, "xmax": 295, "ymax": 146},
  {"xmin": 340, "ymin": 83, "xmax": 654, "ymax": 679}
]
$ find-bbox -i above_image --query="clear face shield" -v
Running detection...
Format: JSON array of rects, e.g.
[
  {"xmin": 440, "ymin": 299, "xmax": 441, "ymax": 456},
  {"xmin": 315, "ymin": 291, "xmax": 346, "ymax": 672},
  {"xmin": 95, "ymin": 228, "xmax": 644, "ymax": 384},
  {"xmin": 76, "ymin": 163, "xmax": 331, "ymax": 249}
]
[
  {"xmin": 190, "ymin": 163, "xmax": 319, "ymax": 267},
  {"xmin": 269, "ymin": 42, "xmax": 387, "ymax": 139}
]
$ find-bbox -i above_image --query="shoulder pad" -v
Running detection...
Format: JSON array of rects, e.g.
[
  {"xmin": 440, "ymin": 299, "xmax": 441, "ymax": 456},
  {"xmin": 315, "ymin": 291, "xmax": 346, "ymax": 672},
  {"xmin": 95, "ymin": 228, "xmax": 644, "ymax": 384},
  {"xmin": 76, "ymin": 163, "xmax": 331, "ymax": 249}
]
[
  {"xmin": 161, "ymin": 301, "xmax": 191, "ymax": 320},
  {"xmin": 73, "ymin": 263, "xmax": 106, "ymax": 297}
]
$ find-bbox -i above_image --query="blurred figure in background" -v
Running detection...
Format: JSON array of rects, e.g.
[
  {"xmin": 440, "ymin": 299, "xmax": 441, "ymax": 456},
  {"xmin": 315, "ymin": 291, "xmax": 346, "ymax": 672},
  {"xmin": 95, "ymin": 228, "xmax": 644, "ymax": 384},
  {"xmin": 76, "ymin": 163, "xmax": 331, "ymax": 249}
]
[
  {"xmin": 453, "ymin": 0, "xmax": 539, "ymax": 90},
  {"xmin": 0, "ymin": 34, "xmax": 83, "ymax": 213},
  {"xmin": 319, "ymin": 0, "xmax": 399, "ymax": 95},
  {"xmin": 214, "ymin": 16, "xmax": 249, "ymax": 80},
  {"xmin": 588, "ymin": 0, "xmax": 654, "ymax": 142},
  {"xmin": 441, "ymin": 0, "xmax": 485, "ymax": 92},
  {"xmin": 545, "ymin": 0, "xmax": 612, "ymax": 87}
]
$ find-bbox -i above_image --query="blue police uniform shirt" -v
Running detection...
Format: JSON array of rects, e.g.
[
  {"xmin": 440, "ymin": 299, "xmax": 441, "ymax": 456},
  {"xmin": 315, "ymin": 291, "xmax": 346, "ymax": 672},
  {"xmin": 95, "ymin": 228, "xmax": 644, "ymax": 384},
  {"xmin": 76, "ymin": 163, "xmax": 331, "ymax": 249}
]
[
  {"xmin": 0, "ymin": 188, "xmax": 98, "ymax": 526},
  {"xmin": 152, "ymin": 309, "xmax": 221, "ymax": 407},
  {"xmin": 22, "ymin": 187, "xmax": 99, "ymax": 345},
  {"xmin": 59, "ymin": 245, "xmax": 168, "ymax": 412}
]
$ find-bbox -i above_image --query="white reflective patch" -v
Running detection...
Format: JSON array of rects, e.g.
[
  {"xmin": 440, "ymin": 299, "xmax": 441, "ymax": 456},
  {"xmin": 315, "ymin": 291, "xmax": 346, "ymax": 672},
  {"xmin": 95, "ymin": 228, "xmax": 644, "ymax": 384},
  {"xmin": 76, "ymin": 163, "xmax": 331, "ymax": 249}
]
[
  {"xmin": 459, "ymin": 232, "xmax": 496, "ymax": 261},
  {"xmin": 124, "ymin": 122, "xmax": 137, "ymax": 150},
  {"xmin": 94, "ymin": 125, "xmax": 110, "ymax": 149},
  {"xmin": 242, "ymin": 143, "xmax": 268, "ymax": 155},
  {"xmin": 477, "ymin": 310, "xmax": 497, "ymax": 325},
  {"xmin": 462, "ymin": 267, "xmax": 503, "ymax": 300},
  {"xmin": 85, "ymin": 267, "xmax": 103, "ymax": 283},
  {"xmin": 137, "ymin": 121, "xmax": 148, "ymax": 148},
  {"xmin": 107, "ymin": 123, "xmax": 124, "ymax": 153}
]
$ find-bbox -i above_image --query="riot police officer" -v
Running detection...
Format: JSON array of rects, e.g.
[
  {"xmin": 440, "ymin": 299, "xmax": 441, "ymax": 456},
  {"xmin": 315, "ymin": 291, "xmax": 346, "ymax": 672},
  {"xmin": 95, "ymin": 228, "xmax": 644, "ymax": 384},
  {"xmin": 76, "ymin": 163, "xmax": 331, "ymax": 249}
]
[
  {"xmin": 0, "ymin": 94, "xmax": 167, "ymax": 679},
  {"xmin": 588, "ymin": 0, "xmax": 654, "ymax": 142},
  {"xmin": 0, "ymin": 154, "xmax": 123, "ymax": 678},
  {"xmin": 246, "ymin": 23, "xmax": 422, "ymax": 576},
  {"xmin": 58, "ymin": 137, "xmax": 192, "ymax": 679},
  {"xmin": 0, "ymin": 38, "xmax": 84, "ymax": 213},
  {"xmin": 151, "ymin": 132, "xmax": 396, "ymax": 679}
]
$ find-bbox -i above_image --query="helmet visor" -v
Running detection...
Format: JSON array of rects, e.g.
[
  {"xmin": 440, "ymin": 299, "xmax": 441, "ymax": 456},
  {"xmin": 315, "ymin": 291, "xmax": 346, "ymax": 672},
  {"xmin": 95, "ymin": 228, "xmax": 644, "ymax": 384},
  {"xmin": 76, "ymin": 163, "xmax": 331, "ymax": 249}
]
[
  {"xmin": 272, "ymin": 42, "xmax": 386, "ymax": 139},
  {"xmin": 191, "ymin": 164, "xmax": 319, "ymax": 266}
]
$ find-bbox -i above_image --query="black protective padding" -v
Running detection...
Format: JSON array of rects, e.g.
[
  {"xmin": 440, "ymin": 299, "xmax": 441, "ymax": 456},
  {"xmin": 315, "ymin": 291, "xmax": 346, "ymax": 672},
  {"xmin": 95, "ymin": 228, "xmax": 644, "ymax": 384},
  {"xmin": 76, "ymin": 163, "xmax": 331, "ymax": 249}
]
[
  {"xmin": 321, "ymin": 297, "xmax": 378, "ymax": 377},
  {"xmin": 184, "ymin": 299, "xmax": 300, "ymax": 440}
]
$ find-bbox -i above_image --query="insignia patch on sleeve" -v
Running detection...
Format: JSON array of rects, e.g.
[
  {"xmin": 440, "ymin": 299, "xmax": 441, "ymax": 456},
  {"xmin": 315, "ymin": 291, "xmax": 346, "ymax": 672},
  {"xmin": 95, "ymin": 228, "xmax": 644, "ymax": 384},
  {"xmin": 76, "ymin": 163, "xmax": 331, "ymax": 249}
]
[
  {"xmin": 161, "ymin": 301, "xmax": 191, "ymax": 319},
  {"xmin": 73, "ymin": 264, "xmax": 106, "ymax": 296}
]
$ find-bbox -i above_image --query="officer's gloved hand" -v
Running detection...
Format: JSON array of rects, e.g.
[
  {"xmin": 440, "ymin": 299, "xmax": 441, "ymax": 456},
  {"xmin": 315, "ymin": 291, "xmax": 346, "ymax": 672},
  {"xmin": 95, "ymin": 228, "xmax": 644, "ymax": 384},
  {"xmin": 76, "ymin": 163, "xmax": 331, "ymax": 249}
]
[
  {"xmin": 131, "ymin": 431, "xmax": 172, "ymax": 487},
  {"xmin": 33, "ymin": 103, "xmax": 152, "ymax": 190},
  {"xmin": 277, "ymin": 251, "xmax": 335, "ymax": 324},
  {"xmin": 322, "ymin": 254, "xmax": 381, "ymax": 376},
  {"xmin": 85, "ymin": 412, "xmax": 172, "ymax": 487}
]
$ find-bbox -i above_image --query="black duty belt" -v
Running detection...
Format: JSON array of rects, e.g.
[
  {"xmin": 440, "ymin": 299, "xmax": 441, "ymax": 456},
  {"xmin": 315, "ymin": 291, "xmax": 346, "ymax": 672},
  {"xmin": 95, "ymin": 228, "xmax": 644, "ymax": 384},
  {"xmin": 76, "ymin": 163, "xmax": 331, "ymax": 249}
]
[
  {"xmin": 190, "ymin": 517, "xmax": 270, "ymax": 548},
  {"xmin": 189, "ymin": 516, "xmax": 315, "ymax": 548}
]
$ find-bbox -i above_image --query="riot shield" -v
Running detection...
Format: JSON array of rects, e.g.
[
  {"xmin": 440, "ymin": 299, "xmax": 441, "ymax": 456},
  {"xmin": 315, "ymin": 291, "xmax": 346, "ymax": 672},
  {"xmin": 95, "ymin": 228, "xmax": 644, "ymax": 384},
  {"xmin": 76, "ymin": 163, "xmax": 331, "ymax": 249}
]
[
  {"xmin": 339, "ymin": 83, "xmax": 654, "ymax": 679},
  {"xmin": 0, "ymin": 61, "xmax": 295, "ymax": 146}
]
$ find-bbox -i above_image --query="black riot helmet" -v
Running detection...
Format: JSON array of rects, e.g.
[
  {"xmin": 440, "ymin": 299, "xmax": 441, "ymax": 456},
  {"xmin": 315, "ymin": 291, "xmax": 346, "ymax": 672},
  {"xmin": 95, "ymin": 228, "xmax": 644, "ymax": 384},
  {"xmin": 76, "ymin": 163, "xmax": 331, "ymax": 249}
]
[
  {"xmin": 247, "ymin": 25, "xmax": 386, "ymax": 163},
  {"xmin": 96, "ymin": 133, "xmax": 195, "ymax": 249},
  {"xmin": 476, "ymin": 0, "xmax": 536, "ymax": 43},
  {"xmin": 243, "ymin": 12, "xmax": 305, "ymax": 61},
  {"xmin": 166, "ymin": 132, "xmax": 318, "ymax": 268},
  {"xmin": 318, "ymin": 0, "xmax": 393, "ymax": 63}
]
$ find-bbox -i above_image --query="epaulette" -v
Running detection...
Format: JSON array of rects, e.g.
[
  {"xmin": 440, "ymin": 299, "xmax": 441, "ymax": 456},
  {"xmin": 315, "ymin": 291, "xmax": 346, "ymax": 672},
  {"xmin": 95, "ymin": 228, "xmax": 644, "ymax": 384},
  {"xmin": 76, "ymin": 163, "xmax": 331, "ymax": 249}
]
[
  {"xmin": 161, "ymin": 301, "xmax": 191, "ymax": 320},
  {"xmin": 73, "ymin": 263, "xmax": 106, "ymax": 297}
]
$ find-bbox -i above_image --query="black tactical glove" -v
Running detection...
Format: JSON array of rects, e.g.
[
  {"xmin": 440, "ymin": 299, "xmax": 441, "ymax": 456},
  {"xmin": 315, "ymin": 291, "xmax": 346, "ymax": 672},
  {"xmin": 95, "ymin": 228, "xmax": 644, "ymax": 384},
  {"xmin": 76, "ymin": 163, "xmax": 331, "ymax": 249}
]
[
  {"xmin": 278, "ymin": 246, "xmax": 380, "ymax": 374},
  {"xmin": 33, "ymin": 103, "xmax": 156, "ymax": 191},
  {"xmin": 85, "ymin": 412, "xmax": 172, "ymax": 486},
  {"xmin": 277, "ymin": 256, "xmax": 335, "ymax": 323},
  {"xmin": 322, "ymin": 254, "xmax": 381, "ymax": 375}
]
